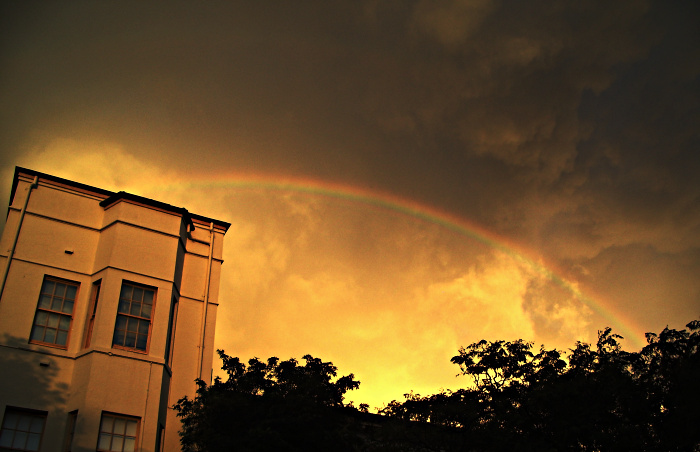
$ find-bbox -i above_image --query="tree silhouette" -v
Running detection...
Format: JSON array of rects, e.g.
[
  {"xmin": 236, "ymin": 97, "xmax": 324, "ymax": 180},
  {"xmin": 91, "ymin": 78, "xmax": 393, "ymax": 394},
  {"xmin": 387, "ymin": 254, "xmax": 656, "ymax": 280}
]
[
  {"xmin": 635, "ymin": 320, "xmax": 700, "ymax": 450},
  {"xmin": 174, "ymin": 351, "xmax": 363, "ymax": 451},
  {"xmin": 175, "ymin": 321, "xmax": 700, "ymax": 451},
  {"xmin": 382, "ymin": 320, "xmax": 700, "ymax": 451}
]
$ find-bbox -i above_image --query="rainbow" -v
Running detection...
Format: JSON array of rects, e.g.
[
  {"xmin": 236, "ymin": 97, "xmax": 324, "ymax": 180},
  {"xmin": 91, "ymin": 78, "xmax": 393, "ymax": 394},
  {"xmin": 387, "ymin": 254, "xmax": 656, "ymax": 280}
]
[{"xmin": 158, "ymin": 172, "xmax": 647, "ymax": 349}]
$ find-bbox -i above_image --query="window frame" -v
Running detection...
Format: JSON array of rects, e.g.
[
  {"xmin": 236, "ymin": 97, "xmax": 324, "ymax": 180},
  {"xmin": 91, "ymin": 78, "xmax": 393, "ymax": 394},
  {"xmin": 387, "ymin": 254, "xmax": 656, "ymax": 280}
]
[
  {"xmin": 0, "ymin": 406, "xmax": 47, "ymax": 452},
  {"xmin": 62, "ymin": 410, "xmax": 78, "ymax": 452},
  {"xmin": 96, "ymin": 412, "xmax": 140, "ymax": 452},
  {"xmin": 111, "ymin": 281, "xmax": 156, "ymax": 353},
  {"xmin": 29, "ymin": 276, "xmax": 80, "ymax": 349},
  {"xmin": 156, "ymin": 423, "xmax": 164, "ymax": 452},
  {"xmin": 82, "ymin": 280, "xmax": 102, "ymax": 349}
]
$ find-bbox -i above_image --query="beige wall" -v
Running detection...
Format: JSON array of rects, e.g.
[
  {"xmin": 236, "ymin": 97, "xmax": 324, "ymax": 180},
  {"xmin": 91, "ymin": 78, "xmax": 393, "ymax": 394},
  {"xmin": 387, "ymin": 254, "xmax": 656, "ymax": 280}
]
[{"xmin": 0, "ymin": 171, "xmax": 227, "ymax": 452}]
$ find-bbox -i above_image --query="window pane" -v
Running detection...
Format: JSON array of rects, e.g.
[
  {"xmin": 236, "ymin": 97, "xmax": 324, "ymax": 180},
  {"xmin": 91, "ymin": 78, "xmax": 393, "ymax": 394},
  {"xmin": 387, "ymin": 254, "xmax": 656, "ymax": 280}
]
[
  {"xmin": 132, "ymin": 287, "xmax": 143, "ymax": 302},
  {"xmin": 47, "ymin": 313, "xmax": 59, "ymax": 328},
  {"xmin": 113, "ymin": 418, "xmax": 126, "ymax": 435},
  {"xmin": 97, "ymin": 433, "xmax": 111, "ymax": 449},
  {"xmin": 0, "ymin": 431, "xmax": 13, "ymax": 447},
  {"xmin": 44, "ymin": 329, "xmax": 56, "ymax": 343},
  {"xmin": 35, "ymin": 311, "xmax": 48, "ymax": 326},
  {"xmin": 56, "ymin": 330, "xmax": 68, "ymax": 346},
  {"xmin": 111, "ymin": 435, "xmax": 124, "ymax": 451},
  {"xmin": 51, "ymin": 296, "xmax": 63, "ymax": 311},
  {"xmin": 38, "ymin": 294, "xmax": 51, "ymax": 309},
  {"xmin": 17, "ymin": 416, "xmax": 30, "ymax": 431},
  {"xmin": 30, "ymin": 327, "xmax": 44, "ymax": 342},
  {"xmin": 136, "ymin": 334, "xmax": 147, "ymax": 351},
  {"xmin": 124, "ymin": 437, "xmax": 136, "ymax": 452},
  {"xmin": 118, "ymin": 300, "xmax": 130, "ymax": 314},
  {"xmin": 120, "ymin": 284, "xmax": 132, "ymax": 299},
  {"xmin": 65, "ymin": 284, "xmax": 77, "ymax": 300},
  {"xmin": 125, "ymin": 332, "xmax": 136, "ymax": 348},
  {"xmin": 141, "ymin": 303, "xmax": 152, "ymax": 319},
  {"xmin": 115, "ymin": 315, "xmax": 127, "ymax": 330},
  {"xmin": 42, "ymin": 280, "xmax": 55, "ymax": 295},
  {"xmin": 143, "ymin": 290, "xmax": 154, "ymax": 305},
  {"xmin": 137, "ymin": 320, "xmax": 149, "ymax": 335},
  {"xmin": 100, "ymin": 415, "xmax": 114, "ymax": 433},
  {"xmin": 124, "ymin": 420, "xmax": 137, "ymax": 437},
  {"xmin": 113, "ymin": 330, "xmax": 125, "ymax": 346},
  {"xmin": 28, "ymin": 417, "xmax": 43, "ymax": 434},
  {"xmin": 62, "ymin": 300, "xmax": 74, "ymax": 314},
  {"xmin": 130, "ymin": 302, "xmax": 141, "ymax": 316},
  {"xmin": 12, "ymin": 431, "xmax": 27, "ymax": 448},
  {"xmin": 26, "ymin": 433, "xmax": 40, "ymax": 451},
  {"xmin": 54, "ymin": 283, "xmax": 66, "ymax": 298},
  {"xmin": 59, "ymin": 315, "xmax": 71, "ymax": 330},
  {"xmin": 2, "ymin": 413, "xmax": 18, "ymax": 429}
]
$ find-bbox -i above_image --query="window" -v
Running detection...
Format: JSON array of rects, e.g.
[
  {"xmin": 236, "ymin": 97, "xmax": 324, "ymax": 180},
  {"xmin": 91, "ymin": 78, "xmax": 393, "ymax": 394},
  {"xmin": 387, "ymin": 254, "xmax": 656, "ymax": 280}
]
[
  {"xmin": 62, "ymin": 411, "xmax": 77, "ymax": 452},
  {"xmin": 0, "ymin": 407, "xmax": 46, "ymax": 451},
  {"xmin": 82, "ymin": 280, "xmax": 101, "ymax": 348},
  {"xmin": 96, "ymin": 413, "xmax": 139, "ymax": 452},
  {"xmin": 156, "ymin": 424, "xmax": 164, "ymax": 452},
  {"xmin": 112, "ymin": 282, "xmax": 155, "ymax": 352},
  {"xmin": 30, "ymin": 277, "xmax": 78, "ymax": 348}
]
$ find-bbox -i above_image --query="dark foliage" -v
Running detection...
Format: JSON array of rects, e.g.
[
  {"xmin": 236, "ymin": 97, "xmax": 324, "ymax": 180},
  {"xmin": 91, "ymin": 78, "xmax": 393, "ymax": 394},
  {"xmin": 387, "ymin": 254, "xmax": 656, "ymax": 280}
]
[
  {"xmin": 176, "ymin": 321, "xmax": 699, "ymax": 451},
  {"xmin": 381, "ymin": 320, "xmax": 700, "ymax": 451},
  {"xmin": 174, "ymin": 351, "xmax": 364, "ymax": 451},
  {"xmin": 174, "ymin": 351, "xmax": 468, "ymax": 451}
]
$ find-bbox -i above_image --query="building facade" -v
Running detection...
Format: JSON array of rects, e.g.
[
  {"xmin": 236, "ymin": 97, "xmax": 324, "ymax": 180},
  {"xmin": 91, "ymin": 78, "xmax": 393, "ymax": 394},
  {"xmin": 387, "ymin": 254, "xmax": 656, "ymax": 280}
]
[{"xmin": 0, "ymin": 168, "xmax": 229, "ymax": 451}]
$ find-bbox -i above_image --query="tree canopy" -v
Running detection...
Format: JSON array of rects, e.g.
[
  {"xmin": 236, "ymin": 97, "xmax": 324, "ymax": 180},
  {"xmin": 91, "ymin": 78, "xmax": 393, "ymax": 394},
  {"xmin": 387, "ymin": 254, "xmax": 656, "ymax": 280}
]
[
  {"xmin": 174, "ymin": 352, "xmax": 363, "ymax": 451},
  {"xmin": 175, "ymin": 320, "xmax": 699, "ymax": 451},
  {"xmin": 381, "ymin": 320, "xmax": 700, "ymax": 451}
]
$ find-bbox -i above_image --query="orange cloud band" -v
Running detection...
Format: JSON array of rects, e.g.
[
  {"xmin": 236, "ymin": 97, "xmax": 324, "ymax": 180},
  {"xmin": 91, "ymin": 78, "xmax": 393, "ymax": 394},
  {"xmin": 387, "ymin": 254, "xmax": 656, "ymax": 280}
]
[{"xmin": 165, "ymin": 171, "xmax": 647, "ymax": 349}]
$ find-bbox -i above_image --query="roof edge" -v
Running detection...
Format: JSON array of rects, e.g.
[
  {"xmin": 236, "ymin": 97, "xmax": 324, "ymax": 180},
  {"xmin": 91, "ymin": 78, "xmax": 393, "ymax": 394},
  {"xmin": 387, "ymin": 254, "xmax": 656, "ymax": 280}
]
[
  {"xmin": 11, "ymin": 167, "xmax": 231, "ymax": 233},
  {"xmin": 12, "ymin": 167, "xmax": 113, "ymax": 204}
]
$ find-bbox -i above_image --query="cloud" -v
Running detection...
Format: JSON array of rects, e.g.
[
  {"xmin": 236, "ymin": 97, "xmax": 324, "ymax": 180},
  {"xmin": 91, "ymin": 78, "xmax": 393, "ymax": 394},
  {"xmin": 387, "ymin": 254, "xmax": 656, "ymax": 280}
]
[
  {"xmin": 13, "ymin": 138, "xmax": 176, "ymax": 194},
  {"xmin": 0, "ymin": 139, "xmax": 183, "ymax": 227},
  {"xmin": 412, "ymin": 0, "xmax": 497, "ymax": 46},
  {"xmin": 523, "ymin": 273, "xmax": 594, "ymax": 346},
  {"xmin": 583, "ymin": 244, "xmax": 700, "ymax": 339},
  {"xmin": 417, "ymin": 252, "xmax": 536, "ymax": 342},
  {"xmin": 1, "ymin": 0, "xmax": 698, "ymax": 408},
  {"xmin": 218, "ymin": 238, "xmax": 596, "ymax": 407}
]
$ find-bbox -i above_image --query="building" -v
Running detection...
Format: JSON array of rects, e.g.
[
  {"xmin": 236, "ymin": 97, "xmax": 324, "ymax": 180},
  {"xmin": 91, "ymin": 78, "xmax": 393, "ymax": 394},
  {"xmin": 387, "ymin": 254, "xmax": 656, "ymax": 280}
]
[{"xmin": 0, "ymin": 167, "xmax": 229, "ymax": 451}]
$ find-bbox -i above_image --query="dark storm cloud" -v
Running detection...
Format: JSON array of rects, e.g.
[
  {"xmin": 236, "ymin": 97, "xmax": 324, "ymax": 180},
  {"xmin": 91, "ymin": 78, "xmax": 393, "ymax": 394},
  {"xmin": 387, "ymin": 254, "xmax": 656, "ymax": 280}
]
[{"xmin": 1, "ymin": 0, "xmax": 698, "ymax": 347}]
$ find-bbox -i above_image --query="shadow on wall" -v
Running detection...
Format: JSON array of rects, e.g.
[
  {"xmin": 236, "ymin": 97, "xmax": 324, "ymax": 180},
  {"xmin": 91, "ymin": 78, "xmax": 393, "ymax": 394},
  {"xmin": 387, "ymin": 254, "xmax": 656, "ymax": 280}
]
[{"xmin": 0, "ymin": 334, "xmax": 70, "ymax": 411}]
